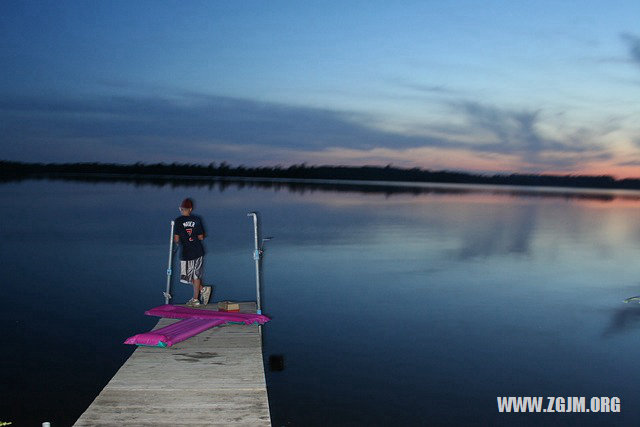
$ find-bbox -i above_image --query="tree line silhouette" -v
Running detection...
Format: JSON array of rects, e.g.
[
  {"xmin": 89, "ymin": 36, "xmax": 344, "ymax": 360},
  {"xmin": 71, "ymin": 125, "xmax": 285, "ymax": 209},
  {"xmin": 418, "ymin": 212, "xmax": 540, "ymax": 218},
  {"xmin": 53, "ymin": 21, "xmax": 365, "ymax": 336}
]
[{"xmin": 1, "ymin": 160, "xmax": 639, "ymax": 190}]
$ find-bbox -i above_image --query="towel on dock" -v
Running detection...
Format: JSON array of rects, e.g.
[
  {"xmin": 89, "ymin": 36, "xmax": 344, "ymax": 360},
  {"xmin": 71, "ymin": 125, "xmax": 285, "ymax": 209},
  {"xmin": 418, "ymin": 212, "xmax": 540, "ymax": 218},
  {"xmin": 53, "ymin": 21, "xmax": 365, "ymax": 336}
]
[{"xmin": 124, "ymin": 304, "xmax": 270, "ymax": 347}]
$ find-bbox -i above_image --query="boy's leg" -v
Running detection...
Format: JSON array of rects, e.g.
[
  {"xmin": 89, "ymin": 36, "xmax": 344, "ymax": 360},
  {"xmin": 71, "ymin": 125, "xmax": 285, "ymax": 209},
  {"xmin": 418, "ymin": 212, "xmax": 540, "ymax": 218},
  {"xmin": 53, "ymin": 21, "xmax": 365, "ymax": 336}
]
[
  {"xmin": 199, "ymin": 284, "xmax": 212, "ymax": 305},
  {"xmin": 193, "ymin": 279, "xmax": 202, "ymax": 300},
  {"xmin": 193, "ymin": 256, "xmax": 204, "ymax": 300},
  {"xmin": 183, "ymin": 258, "xmax": 204, "ymax": 306}
]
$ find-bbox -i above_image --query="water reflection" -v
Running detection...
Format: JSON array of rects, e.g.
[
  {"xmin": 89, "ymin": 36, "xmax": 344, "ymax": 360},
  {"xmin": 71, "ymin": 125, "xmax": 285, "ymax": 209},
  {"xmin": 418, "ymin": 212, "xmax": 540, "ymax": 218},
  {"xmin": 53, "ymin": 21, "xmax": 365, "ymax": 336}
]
[
  {"xmin": 5, "ymin": 174, "xmax": 640, "ymax": 202},
  {"xmin": 2, "ymin": 179, "xmax": 640, "ymax": 426},
  {"xmin": 455, "ymin": 204, "xmax": 538, "ymax": 259},
  {"xmin": 603, "ymin": 304, "xmax": 640, "ymax": 337}
]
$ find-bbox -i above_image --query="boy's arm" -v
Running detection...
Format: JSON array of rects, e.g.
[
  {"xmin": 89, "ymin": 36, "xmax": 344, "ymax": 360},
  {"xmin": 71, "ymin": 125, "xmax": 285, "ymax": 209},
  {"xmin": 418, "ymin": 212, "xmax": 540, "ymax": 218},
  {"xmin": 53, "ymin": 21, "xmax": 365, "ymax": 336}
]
[
  {"xmin": 197, "ymin": 218, "xmax": 206, "ymax": 240},
  {"xmin": 174, "ymin": 234, "xmax": 180, "ymax": 244}
]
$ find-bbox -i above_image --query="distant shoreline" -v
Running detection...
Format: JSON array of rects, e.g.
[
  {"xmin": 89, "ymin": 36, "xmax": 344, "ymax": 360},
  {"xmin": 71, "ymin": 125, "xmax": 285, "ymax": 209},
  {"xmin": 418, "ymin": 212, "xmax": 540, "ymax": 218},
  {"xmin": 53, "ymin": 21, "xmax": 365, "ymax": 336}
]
[{"xmin": 2, "ymin": 160, "xmax": 640, "ymax": 191}]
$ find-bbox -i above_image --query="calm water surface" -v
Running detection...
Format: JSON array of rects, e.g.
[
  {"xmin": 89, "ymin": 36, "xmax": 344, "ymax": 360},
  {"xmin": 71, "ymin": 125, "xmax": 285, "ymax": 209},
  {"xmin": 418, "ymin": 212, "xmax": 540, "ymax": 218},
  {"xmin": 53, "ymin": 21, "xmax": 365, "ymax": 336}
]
[{"xmin": 2, "ymin": 179, "xmax": 640, "ymax": 426}]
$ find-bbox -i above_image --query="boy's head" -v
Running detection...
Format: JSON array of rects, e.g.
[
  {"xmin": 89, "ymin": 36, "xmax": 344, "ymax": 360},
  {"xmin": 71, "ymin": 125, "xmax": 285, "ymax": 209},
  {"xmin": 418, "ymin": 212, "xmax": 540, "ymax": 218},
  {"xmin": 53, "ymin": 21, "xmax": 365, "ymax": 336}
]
[{"xmin": 179, "ymin": 198, "xmax": 193, "ymax": 215}]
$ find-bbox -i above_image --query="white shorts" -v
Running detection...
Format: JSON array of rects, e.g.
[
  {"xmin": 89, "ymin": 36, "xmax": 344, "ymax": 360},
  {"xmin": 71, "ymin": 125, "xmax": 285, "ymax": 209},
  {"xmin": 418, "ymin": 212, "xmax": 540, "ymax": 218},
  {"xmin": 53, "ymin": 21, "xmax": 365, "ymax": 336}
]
[{"xmin": 180, "ymin": 256, "xmax": 203, "ymax": 284}]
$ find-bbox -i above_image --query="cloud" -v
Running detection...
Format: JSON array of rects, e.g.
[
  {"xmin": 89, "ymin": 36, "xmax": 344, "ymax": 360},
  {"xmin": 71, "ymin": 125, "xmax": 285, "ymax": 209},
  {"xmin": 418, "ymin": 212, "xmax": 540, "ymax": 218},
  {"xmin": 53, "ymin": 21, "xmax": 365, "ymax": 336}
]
[
  {"xmin": 0, "ymin": 93, "xmax": 436, "ymax": 153},
  {"xmin": 390, "ymin": 79, "xmax": 459, "ymax": 96},
  {"xmin": 0, "ymin": 92, "xmax": 485, "ymax": 163},
  {"xmin": 451, "ymin": 101, "xmax": 610, "ymax": 169},
  {"xmin": 0, "ymin": 91, "xmax": 615, "ymax": 172},
  {"xmin": 618, "ymin": 160, "xmax": 640, "ymax": 167},
  {"xmin": 621, "ymin": 33, "xmax": 640, "ymax": 67}
]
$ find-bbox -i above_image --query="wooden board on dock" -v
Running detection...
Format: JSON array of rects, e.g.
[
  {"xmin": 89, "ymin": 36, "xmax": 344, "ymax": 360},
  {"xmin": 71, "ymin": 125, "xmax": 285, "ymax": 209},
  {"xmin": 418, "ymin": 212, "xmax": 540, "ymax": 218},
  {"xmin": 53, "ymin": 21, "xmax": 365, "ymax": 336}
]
[{"xmin": 74, "ymin": 302, "xmax": 271, "ymax": 426}]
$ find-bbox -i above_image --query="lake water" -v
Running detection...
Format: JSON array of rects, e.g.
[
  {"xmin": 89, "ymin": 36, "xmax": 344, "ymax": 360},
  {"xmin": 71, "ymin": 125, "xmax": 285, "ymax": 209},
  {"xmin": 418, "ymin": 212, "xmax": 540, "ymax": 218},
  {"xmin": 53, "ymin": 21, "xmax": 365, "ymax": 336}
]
[{"xmin": 2, "ymin": 178, "xmax": 640, "ymax": 426}]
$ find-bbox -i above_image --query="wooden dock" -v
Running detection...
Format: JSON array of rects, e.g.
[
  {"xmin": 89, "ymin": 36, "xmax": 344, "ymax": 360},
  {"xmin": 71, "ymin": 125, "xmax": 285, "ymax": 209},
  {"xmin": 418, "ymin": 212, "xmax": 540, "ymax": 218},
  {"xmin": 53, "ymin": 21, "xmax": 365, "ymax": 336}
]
[{"xmin": 74, "ymin": 302, "xmax": 271, "ymax": 426}]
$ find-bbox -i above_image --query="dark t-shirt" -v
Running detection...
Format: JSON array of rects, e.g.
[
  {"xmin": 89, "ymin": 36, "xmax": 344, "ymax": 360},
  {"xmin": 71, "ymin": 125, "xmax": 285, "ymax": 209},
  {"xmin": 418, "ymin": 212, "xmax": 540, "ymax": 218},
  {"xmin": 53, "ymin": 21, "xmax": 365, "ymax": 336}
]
[{"xmin": 174, "ymin": 214, "xmax": 205, "ymax": 261}]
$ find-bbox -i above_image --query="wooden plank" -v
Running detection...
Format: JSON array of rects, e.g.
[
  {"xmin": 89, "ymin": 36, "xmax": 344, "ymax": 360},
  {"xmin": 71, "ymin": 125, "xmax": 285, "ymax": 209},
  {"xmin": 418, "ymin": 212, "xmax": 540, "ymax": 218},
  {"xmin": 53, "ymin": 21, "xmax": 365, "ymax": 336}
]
[{"xmin": 74, "ymin": 302, "xmax": 271, "ymax": 426}]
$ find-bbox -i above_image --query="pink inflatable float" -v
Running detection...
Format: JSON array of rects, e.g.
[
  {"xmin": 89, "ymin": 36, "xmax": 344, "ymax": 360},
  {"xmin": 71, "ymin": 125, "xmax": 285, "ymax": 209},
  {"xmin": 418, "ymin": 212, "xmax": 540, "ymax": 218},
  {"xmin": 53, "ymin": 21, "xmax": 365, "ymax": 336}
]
[{"xmin": 124, "ymin": 305, "xmax": 270, "ymax": 347}]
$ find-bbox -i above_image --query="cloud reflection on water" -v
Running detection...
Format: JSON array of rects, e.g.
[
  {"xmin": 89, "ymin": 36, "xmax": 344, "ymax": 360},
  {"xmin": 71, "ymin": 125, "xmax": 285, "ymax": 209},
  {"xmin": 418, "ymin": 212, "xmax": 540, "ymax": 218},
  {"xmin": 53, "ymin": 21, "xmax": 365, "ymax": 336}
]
[
  {"xmin": 603, "ymin": 304, "xmax": 640, "ymax": 337},
  {"xmin": 455, "ymin": 204, "xmax": 538, "ymax": 260}
]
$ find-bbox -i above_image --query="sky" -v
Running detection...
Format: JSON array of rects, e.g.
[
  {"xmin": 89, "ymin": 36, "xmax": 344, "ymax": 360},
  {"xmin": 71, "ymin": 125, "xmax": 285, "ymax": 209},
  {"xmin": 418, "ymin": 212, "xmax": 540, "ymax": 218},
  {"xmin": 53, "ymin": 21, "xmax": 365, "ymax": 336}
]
[{"xmin": 1, "ymin": 0, "xmax": 640, "ymax": 177}]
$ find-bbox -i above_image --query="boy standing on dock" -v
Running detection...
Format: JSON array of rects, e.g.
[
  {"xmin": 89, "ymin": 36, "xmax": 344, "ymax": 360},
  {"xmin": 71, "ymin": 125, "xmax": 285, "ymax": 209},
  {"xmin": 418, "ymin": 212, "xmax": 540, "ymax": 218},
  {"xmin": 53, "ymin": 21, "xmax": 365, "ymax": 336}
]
[{"xmin": 174, "ymin": 198, "xmax": 211, "ymax": 307}]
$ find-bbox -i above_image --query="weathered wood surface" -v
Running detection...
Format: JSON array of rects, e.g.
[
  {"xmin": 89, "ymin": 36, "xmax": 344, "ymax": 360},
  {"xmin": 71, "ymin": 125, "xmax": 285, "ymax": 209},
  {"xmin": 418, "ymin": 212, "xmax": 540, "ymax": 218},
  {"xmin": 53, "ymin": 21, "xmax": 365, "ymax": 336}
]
[{"xmin": 74, "ymin": 302, "xmax": 271, "ymax": 426}]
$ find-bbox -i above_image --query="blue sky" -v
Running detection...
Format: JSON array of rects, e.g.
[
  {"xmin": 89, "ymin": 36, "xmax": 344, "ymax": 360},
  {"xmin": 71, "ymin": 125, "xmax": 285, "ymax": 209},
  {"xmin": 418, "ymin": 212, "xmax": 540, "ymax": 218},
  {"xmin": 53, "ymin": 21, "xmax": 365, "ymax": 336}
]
[{"xmin": 1, "ymin": 0, "xmax": 639, "ymax": 176}]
